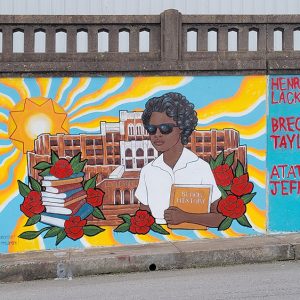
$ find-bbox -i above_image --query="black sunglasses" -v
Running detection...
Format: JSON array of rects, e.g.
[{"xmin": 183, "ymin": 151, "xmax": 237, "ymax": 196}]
[{"xmin": 144, "ymin": 123, "xmax": 178, "ymax": 135}]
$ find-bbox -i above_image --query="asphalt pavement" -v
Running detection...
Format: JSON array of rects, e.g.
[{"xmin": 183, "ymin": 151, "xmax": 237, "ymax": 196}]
[{"xmin": 2, "ymin": 260, "xmax": 300, "ymax": 299}]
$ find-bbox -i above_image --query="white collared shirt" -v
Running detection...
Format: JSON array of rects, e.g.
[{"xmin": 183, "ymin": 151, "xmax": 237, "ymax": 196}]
[{"xmin": 135, "ymin": 148, "xmax": 221, "ymax": 224}]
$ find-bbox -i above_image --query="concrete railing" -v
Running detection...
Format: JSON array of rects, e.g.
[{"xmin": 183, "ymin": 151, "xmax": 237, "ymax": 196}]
[{"xmin": 1, "ymin": 10, "xmax": 300, "ymax": 75}]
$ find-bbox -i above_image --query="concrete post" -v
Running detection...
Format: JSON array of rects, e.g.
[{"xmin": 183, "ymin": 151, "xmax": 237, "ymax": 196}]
[{"xmin": 160, "ymin": 9, "xmax": 182, "ymax": 61}]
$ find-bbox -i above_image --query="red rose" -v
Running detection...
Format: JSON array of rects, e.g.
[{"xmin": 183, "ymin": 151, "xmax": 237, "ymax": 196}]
[
  {"xmin": 218, "ymin": 195, "xmax": 246, "ymax": 219},
  {"xmin": 213, "ymin": 164, "xmax": 234, "ymax": 187},
  {"xmin": 86, "ymin": 188, "xmax": 104, "ymax": 207},
  {"xmin": 231, "ymin": 173, "xmax": 254, "ymax": 196},
  {"xmin": 49, "ymin": 159, "xmax": 73, "ymax": 179},
  {"xmin": 129, "ymin": 210, "xmax": 155, "ymax": 234},
  {"xmin": 20, "ymin": 190, "xmax": 45, "ymax": 217},
  {"xmin": 64, "ymin": 216, "xmax": 87, "ymax": 240}
]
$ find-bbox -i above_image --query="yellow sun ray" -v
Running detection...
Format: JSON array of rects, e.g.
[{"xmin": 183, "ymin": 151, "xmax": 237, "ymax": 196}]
[
  {"xmin": 71, "ymin": 116, "xmax": 119, "ymax": 131},
  {"xmin": 135, "ymin": 233, "xmax": 162, "ymax": 243},
  {"xmin": 196, "ymin": 116, "xmax": 266, "ymax": 139},
  {"xmin": 63, "ymin": 77, "xmax": 90, "ymax": 111},
  {"xmin": 0, "ymin": 78, "xmax": 30, "ymax": 101},
  {"xmin": 0, "ymin": 143, "xmax": 14, "ymax": 155},
  {"xmin": 195, "ymin": 229, "xmax": 219, "ymax": 239},
  {"xmin": 0, "ymin": 92, "xmax": 15, "ymax": 111},
  {"xmin": 223, "ymin": 228, "xmax": 246, "ymax": 237},
  {"xmin": 8, "ymin": 216, "xmax": 43, "ymax": 253},
  {"xmin": 0, "ymin": 130, "xmax": 8, "ymax": 139},
  {"xmin": 36, "ymin": 78, "xmax": 51, "ymax": 97},
  {"xmin": 0, "ymin": 153, "xmax": 27, "ymax": 207},
  {"xmin": 247, "ymin": 147, "xmax": 266, "ymax": 161},
  {"xmin": 0, "ymin": 112, "xmax": 8, "ymax": 124},
  {"xmin": 164, "ymin": 228, "xmax": 189, "ymax": 241},
  {"xmin": 0, "ymin": 148, "xmax": 21, "ymax": 185},
  {"xmin": 197, "ymin": 76, "xmax": 267, "ymax": 122},
  {"xmin": 54, "ymin": 78, "xmax": 73, "ymax": 103},
  {"xmin": 82, "ymin": 226, "xmax": 120, "ymax": 247},
  {"xmin": 68, "ymin": 78, "xmax": 124, "ymax": 115},
  {"xmin": 246, "ymin": 202, "xmax": 267, "ymax": 231},
  {"xmin": 248, "ymin": 164, "xmax": 266, "ymax": 187},
  {"xmin": 70, "ymin": 76, "xmax": 188, "ymax": 121}
]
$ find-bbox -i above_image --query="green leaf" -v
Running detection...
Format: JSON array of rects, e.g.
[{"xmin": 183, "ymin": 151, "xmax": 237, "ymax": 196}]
[
  {"xmin": 237, "ymin": 215, "xmax": 252, "ymax": 228},
  {"xmin": 39, "ymin": 167, "xmax": 51, "ymax": 177},
  {"xmin": 19, "ymin": 227, "xmax": 50, "ymax": 240},
  {"xmin": 18, "ymin": 180, "xmax": 31, "ymax": 197},
  {"xmin": 44, "ymin": 227, "xmax": 63, "ymax": 238},
  {"xmin": 114, "ymin": 222, "xmax": 130, "ymax": 233},
  {"xmin": 235, "ymin": 160, "xmax": 244, "ymax": 177},
  {"xmin": 241, "ymin": 192, "xmax": 256, "ymax": 204},
  {"xmin": 83, "ymin": 225, "xmax": 105, "ymax": 236},
  {"xmin": 151, "ymin": 223, "xmax": 170, "ymax": 235},
  {"xmin": 25, "ymin": 214, "xmax": 41, "ymax": 226},
  {"xmin": 209, "ymin": 156, "xmax": 217, "ymax": 170},
  {"xmin": 51, "ymin": 150, "xmax": 59, "ymax": 165},
  {"xmin": 224, "ymin": 151, "xmax": 235, "ymax": 167},
  {"xmin": 70, "ymin": 152, "xmax": 82, "ymax": 168},
  {"xmin": 222, "ymin": 185, "xmax": 231, "ymax": 191},
  {"xmin": 215, "ymin": 151, "xmax": 224, "ymax": 167},
  {"xmin": 92, "ymin": 207, "xmax": 106, "ymax": 220},
  {"xmin": 55, "ymin": 230, "xmax": 67, "ymax": 246},
  {"xmin": 218, "ymin": 186, "xmax": 228, "ymax": 199},
  {"xmin": 33, "ymin": 161, "xmax": 52, "ymax": 170},
  {"xmin": 117, "ymin": 214, "xmax": 131, "ymax": 224},
  {"xmin": 72, "ymin": 160, "xmax": 87, "ymax": 173},
  {"xmin": 29, "ymin": 176, "xmax": 42, "ymax": 192},
  {"xmin": 218, "ymin": 217, "xmax": 233, "ymax": 231},
  {"xmin": 84, "ymin": 175, "xmax": 98, "ymax": 191}
]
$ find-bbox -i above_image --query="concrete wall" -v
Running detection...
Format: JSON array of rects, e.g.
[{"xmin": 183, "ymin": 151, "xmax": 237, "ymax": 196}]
[{"xmin": 1, "ymin": 10, "xmax": 300, "ymax": 253}]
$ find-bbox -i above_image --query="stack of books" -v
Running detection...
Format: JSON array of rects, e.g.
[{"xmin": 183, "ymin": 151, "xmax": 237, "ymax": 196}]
[{"xmin": 40, "ymin": 172, "xmax": 93, "ymax": 227}]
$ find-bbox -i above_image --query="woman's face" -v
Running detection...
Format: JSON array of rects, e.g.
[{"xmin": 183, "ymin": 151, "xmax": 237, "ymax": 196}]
[{"xmin": 147, "ymin": 112, "xmax": 182, "ymax": 152}]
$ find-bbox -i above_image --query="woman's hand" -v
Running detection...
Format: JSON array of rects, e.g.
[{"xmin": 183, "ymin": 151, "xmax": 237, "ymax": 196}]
[{"xmin": 164, "ymin": 206, "xmax": 187, "ymax": 225}]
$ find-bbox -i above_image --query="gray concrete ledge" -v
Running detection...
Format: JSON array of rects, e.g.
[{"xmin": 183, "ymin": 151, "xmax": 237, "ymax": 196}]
[{"xmin": 1, "ymin": 233, "xmax": 299, "ymax": 283}]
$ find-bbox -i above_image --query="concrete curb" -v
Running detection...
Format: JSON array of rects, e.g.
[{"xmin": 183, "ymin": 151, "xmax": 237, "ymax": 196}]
[{"xmin": 1, "ymin": 233, "xmax": 300, "ymax": 283}]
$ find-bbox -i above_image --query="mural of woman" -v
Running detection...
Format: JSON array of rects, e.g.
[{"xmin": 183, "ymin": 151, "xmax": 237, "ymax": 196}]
[{"xmin": 135, "ymin": 92, "xmax": 225, "ymax": 227}]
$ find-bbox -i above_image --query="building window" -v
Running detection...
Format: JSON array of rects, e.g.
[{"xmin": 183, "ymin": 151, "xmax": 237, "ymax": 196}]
[
  {"xmin": 196, "ymin": 136, "xmax": 203, "ymax": 143},
  {"xmin": 65, "ymin": 150, "xmax": 72, "ymax": 156},
  {"xmin": 73, "ymin": 139, "xmax": 80, "ymax": 146},
  {"xmin": 86, "ymin": 139, "xmax": 94, "ymax": 146},
  {"xmin": 50, "ymin": 139, "xmax": 58, "ymax": 146},
  {"xmin": 115, "ymin": 190, "xmax": 121, "ymax": 205},
  {"xmin": 125, "ymin": 148, "xmax": 132, "ymax": 157},
  {"xmin": 136, "ymin": 124, "xmax": 142, "ymax": 135},
  {"xmin": 95, "ymin": 139, "xmax": 102, "ymax": 145},
  {"xmin": 106, "ymin": 133, "xmax": 113, "ymax": 142},
  {"xmin": 136, "ymin": 148, "xmax": 144, "ymax": 157},
  {"xmin": 86, "ymin": 149, "xmax": 95, "ymax": 156},
  {"xmin": 95, "ymin": 149, "xmax": 103, "ymax": 155},
  {"xmin": 107, "ymin": 146, "xmax": 113, "ymax": 155},
  {"xmin": 128, "ymin": 124, "xmax": 134, "ymax": 135},
  {"xmin": 126, "ymin": 160, "xmax": 133, "ymax": 169},
  {"xmin": 137, "ymin": 159, "xmax": 144, "ymax": 169},
  {"xmin": 124, "ymin": 190, "xmax": 131, "ymax": 204},
  {"xmin": 64, "ymin": 140, "xmax": 72, "ymax": 146},
  {"xmin": 96, "ymin": 158, "xmax": 103, "ymax": 165},
  {"xmin": 148, "ymin": 148, "xmax": 154, "ymax": 156}
]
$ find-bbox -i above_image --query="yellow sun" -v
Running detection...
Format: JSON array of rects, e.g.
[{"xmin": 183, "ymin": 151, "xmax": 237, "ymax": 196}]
[{"xmin": 8, "ymin": 97, "xmax": 69, "ymax": 153}]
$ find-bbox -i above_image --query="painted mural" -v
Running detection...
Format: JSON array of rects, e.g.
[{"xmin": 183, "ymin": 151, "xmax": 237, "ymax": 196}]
[
  {"xmin": 268, "ymin": 75, "xmax": 300, "ymax": 231},
  {"xmin": 0, "ymin": 76, "xmax": 267, "ymax": 253}
]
